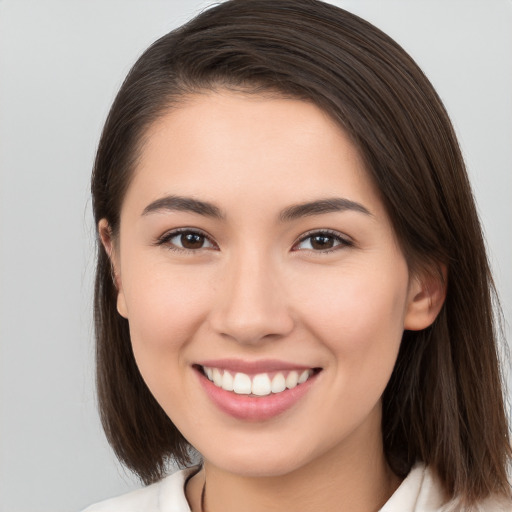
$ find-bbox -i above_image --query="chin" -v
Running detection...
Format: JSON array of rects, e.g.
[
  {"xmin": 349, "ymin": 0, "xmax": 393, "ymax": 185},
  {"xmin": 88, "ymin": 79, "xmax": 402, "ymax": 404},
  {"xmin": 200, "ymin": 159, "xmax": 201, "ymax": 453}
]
[{"xmin": 202, "ymin": 444, "xmax": 312, "ymax": 478}]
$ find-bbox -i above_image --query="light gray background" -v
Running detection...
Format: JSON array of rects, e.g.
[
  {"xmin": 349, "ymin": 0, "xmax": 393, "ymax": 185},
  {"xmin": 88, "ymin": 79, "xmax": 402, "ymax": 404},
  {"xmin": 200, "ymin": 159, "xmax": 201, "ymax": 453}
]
[{"xmin": 1, "ymin": 1, "xmax": 511, "ymax": 511}]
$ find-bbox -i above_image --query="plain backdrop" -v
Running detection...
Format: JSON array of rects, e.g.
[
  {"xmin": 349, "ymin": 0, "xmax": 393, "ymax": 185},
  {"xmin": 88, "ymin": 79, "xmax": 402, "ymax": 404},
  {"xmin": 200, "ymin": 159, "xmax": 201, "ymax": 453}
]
[{"xmin": 0, "ymin": 1, "xmax": 511, "ymax": 511}]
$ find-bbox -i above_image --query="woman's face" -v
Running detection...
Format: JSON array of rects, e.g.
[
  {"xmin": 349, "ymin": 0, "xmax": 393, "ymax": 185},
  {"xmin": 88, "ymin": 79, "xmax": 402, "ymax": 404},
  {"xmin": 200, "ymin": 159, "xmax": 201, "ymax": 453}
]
[{"xmin": 107, "ymin": 91, "xmax": 429, "ymax": 477}]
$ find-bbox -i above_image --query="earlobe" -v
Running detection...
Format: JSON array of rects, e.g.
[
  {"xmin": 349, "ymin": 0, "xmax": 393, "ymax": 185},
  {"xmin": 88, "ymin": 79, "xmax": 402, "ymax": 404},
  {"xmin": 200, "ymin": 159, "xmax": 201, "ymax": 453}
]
[
  {"xmin": 98, "ymin": 219, "xmax": 128, "ymax": 319},
  {"xmin": 404, "ymin": 265, "xmax": 447, "ymax": 331},
  {"xmin": 116, "ymin": 291, "xmax": 129, "ymax": 319}
]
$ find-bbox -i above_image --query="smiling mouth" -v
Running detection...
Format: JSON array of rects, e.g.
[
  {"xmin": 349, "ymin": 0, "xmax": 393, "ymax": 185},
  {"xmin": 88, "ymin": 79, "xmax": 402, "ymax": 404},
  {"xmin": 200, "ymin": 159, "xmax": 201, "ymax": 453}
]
[{"xmin": 197, "ymin": 365, "xmax": 321, "ymax": 397}]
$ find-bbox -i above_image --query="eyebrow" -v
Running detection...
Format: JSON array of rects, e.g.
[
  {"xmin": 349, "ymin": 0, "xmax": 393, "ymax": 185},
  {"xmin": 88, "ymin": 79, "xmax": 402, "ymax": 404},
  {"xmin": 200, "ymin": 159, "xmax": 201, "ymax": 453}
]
[
  {"xmin": 141, "ymin": 195, "xmax": 371, "ymax": 221},
  {"xmin": 142, "ymin": 195, "xmax": 225, "ymax": 219},
  {"xmin": 279, "ymin": 197, "xmax": 372, "ymax": 221}
]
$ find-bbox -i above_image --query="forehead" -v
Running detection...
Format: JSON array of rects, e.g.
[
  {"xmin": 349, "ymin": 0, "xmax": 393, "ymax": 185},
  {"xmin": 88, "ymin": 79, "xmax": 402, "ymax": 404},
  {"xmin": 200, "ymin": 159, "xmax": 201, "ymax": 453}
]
[{"xmin": 123, "ymin": 91, "xmax": 384, "ymax": 220}]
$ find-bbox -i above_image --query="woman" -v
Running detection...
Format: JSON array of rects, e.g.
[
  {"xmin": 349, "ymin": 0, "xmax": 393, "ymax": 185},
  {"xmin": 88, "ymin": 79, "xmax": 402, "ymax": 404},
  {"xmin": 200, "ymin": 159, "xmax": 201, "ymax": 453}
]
[{"xmin": 84, "ymin": 0, "xmax": 511, "ymax": 510}]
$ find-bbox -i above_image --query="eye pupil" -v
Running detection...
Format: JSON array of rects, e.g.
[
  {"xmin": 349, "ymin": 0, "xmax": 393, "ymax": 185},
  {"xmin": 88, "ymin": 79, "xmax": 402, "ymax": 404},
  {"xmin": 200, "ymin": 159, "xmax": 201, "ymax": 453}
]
[
  {"xmin": 181, "ymin": 233, "xmax": 204, "ymax": 249},
  {"xmin": 311, "ymin": 235, "xmax": 334, "ymax": 250}
]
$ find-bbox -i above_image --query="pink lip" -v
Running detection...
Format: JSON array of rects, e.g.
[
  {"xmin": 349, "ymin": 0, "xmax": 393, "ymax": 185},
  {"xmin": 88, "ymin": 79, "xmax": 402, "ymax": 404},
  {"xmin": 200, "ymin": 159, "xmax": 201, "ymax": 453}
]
[
  {"xmin": 194, "ymin": 363, "xmax": 320, "ymax": 422},
  {"xmin": 196, "ymin": 358, "xmax": 313, "ymax": 375}
]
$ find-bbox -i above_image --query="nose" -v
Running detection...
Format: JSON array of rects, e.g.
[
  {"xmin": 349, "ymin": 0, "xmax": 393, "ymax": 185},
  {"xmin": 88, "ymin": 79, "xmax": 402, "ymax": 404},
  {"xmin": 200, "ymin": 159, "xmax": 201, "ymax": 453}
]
[{"xmin": 209, "ymin": 250, "xmax": 295, "ymax": 345}]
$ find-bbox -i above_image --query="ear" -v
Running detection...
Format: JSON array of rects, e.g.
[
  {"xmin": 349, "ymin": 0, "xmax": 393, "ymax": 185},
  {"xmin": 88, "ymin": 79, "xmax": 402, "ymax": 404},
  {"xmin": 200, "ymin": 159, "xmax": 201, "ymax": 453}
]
[
  {"xmin": 404, "ymin": 264, "xmax": 447, "ymax": 331},
  {"xmin": 98, "ymin": 219, "xmax": 128, "ymax": 319}
]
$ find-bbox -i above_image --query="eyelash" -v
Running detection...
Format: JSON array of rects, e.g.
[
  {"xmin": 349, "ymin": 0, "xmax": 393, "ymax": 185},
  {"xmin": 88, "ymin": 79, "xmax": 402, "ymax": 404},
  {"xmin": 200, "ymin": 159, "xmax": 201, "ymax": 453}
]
[
  {"xmin": 155, "ymin": 228, "xmax": 217, "ymax": 254},
  {"xmin": 292, "ymin": 229, "xmax": 353, "ymax": 253},
  {"xmin": 155, "ymin": 228, "xmax": 353, "ymax": 254}
]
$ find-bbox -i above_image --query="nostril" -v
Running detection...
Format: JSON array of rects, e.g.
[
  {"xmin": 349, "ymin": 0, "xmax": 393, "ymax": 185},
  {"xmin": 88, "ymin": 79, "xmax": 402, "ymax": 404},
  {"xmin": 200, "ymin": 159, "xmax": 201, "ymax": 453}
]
[
  {"xmin": 209, "ymin": 306, "xmax": 295, "ymax": 345},
  {"xmin": 208, "ymin": 267, "xmax": 294, "ymax": 344}
]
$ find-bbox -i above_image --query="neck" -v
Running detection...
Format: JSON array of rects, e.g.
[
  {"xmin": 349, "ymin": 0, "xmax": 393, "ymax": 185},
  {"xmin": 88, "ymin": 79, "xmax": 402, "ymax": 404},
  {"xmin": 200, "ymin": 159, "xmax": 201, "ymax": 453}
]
[{"xmin": 187, "ymin": 411, "xmax": 401, "ymax": 512}]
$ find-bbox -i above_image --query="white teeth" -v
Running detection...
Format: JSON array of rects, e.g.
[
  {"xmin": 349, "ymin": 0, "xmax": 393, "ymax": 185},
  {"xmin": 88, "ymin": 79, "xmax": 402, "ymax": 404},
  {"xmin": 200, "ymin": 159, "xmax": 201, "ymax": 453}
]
[
  {"xmin": 203, "ymin": 367, "xmax": 314, "ymax": 395},
  {"xmin": 271, "ymin": 373, "xmax": 286, "ymax": 393},
  {"xmin": 213, "ymin": 368, "xmax": 223, "ymax": 387},
  {"xmin": 221, "ymin": 370, "xmax": 234, "ymax": 391},
  {"xmin": 285, "ymin": 371, "xmax": 299, "ymax": 389},
  {"xmin": 233, "ymin": 372, "xmax": 252, "ymax": 394},
  {"xmin": 298, "ymin": 370, "xmax": 309, "ymax": 384},
  {"xmin": 252, "ymin": 373, "xmax": 272, "ymax": 396}
]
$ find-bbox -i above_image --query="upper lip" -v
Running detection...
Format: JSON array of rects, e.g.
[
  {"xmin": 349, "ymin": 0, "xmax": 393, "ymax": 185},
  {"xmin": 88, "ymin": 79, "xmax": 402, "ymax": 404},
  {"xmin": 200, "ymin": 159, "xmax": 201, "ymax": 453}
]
[{"xmin": 195, "ymin": 358, "xmax": 318, "ymax": 374}]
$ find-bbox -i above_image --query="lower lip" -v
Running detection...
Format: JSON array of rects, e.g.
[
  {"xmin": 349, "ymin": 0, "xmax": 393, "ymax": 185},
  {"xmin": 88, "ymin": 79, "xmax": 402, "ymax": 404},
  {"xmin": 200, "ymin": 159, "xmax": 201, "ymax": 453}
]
[{"xmin": 196, "ymin": 369, "xmax": 319, "ymax": 421}]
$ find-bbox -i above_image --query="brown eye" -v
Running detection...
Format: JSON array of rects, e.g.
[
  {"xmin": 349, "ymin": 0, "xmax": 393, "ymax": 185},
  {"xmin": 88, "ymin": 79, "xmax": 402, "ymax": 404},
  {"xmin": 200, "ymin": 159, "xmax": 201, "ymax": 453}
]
[
  {"xmin": 180, "ymin": 232, "xmax": 206, "ymax": 249},
  {"xmin": 310, "ymin": 234, "xmax": 335, "ymax": 250},
  {"xmin": 159, "ymin": 230, "xmax": 215, "ymax": 251},
  {"xmin": 294, "ymin": 231, "xmax": 351, "ymax": 252}
]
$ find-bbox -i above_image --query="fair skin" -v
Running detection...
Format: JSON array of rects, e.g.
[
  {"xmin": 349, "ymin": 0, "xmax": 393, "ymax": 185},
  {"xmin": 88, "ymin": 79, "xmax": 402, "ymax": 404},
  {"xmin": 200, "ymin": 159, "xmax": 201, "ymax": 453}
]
[{"xmin": 100, "ymin": 91, "xmax": 444, "ymax": 512}]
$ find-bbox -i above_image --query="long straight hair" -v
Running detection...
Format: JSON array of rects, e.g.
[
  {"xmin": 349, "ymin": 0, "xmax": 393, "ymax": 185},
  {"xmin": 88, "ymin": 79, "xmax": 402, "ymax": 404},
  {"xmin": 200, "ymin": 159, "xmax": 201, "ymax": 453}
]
[{"xmin": 91, "ymin": 0, "xmax": 511, "ymax": 504}]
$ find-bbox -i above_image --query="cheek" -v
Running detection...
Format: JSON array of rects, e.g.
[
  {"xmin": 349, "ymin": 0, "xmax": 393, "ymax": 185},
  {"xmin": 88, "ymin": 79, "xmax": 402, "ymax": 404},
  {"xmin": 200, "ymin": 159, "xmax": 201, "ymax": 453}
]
[
  {"xmin": 293, "ymin": 265, "xmax": 409, "ymax": 431},
  {"xmin": 294, "ymin": 262, "xmax": 409, "ymax": 363},
  {"xmin": 124, "ymin": 260, "xmax": 209, "ymax": 336},
  {"xmin": 121, "ymin": 263, "xmax": 213, "ymax": 388}
]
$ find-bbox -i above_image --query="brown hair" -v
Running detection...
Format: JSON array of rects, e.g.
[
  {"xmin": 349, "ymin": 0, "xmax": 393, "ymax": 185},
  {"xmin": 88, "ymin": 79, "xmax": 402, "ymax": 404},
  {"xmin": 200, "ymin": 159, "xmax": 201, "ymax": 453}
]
[{"xmin": 91, "ymin": 0, "xmax": 511, "ymax": 504}]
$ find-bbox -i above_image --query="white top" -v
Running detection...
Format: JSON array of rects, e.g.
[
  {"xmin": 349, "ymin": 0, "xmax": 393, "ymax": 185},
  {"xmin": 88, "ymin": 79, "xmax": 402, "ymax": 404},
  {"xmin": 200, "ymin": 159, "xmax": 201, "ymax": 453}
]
[{"xmin": 82, "ymin": 464, "xmax": 510, "ymax": 512}]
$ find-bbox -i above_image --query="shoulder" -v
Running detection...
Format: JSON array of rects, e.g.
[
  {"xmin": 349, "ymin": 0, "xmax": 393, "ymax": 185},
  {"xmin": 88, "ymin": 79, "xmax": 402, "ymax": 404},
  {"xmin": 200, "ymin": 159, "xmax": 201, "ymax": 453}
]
[
  {"xmin": 380, "ymin": 463, "xmax": 445, "ymax": 511},
  {"xmin": 440, "ymin": 494, "xmax": 512, "ymax": 512},
  {"xmin": 81, "ymin": 467, "xmax": 196, "ymax": 512},
  {"xmin": 381, "ymin": 463, "xmax": 512, "ymax": 512}
]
